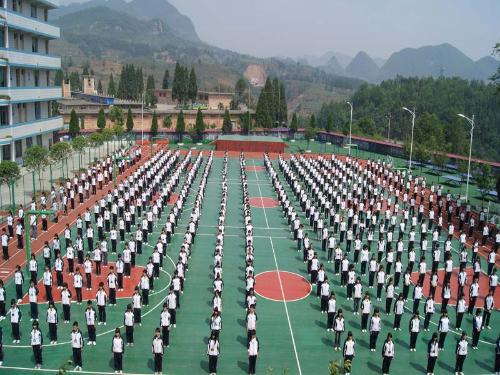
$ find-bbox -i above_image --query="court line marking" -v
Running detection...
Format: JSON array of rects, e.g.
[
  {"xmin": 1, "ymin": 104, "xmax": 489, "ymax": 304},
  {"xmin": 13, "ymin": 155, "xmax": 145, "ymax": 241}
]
[
  {"xmin": 268, "ymin": 237, "xmax": 303, "ymax": 375},
  {"xmin": 253, "ymin": 270, "xmax": 312, "ymax": 303},
  {"xmin": 3, "ymin": 270, "xmax": 172, "ymax": 349},
  {"xmin": 253, "ymin": 160, "xmax": 270, "ymax": 229}
]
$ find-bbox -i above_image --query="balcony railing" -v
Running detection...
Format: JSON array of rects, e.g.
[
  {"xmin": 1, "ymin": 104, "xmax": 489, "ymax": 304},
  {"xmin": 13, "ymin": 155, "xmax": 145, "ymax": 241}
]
[
  {"xmin": 0, "ymin": 48, "xmax": 61, "ymax": 69},
  {"xmin": 0, "ymin": 8, "xmax": 60, "ymax": 39},
  {"xmin": 0, "ymin": 86, "xmax": 62, "ymax": 104}
]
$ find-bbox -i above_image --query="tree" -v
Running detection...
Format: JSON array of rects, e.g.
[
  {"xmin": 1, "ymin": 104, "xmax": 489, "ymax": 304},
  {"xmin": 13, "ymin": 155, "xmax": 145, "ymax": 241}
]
[
  {"xmin": 49, "ymin": 141, "xmax": 72, "ymax": 180},
  {"xmin": 431, "ymin": 152, "xmax": 447, "ymax": 182},
  {"xmin": 54, "ymin": 70, "xmax": 64, "ymax": 86},
  {"xmin": 490, "ymin": 43, "xmax": 500, "ymax": 101},
  {"xmin": 241, "ymin": 111, "xmax": 251, "ymax": 135},
  {"xmin": 0, "ymin": 160, "xmax": 21, "ymax": 212},
  {"xmin": 188, "ymin": 67, "xmax": 198, "ymax": 105},
  {"xmin": 108, "ymin": 74, "xmax": 116, "ymax": 97},
  {"xmin": 126, "ymin": 108, "xmax": 134, "ymax": 133},
  {"xmin": 97, "ymin": 80, "xmax": 103, "ymax": 95},
  {"xmin": 172, "ymin": 63, "xmax": 188, "ymax": 105},
  {"xmin": 101, "ymin": 128, "xmax": 114, "ymax": 154},
  {"xmin": 475, "ymin": 164, "xmax": 494, "ymax": 204},
  {"xmin": 69, "ymin": 71, "xmax": 81, "ymax": 91},
  {"xmin": 193, "ymin": 108, "xmax": 205, "ymax": 141},
  {"xmin": 145, "ymin": 75, "xmax": 157, "ymax": 107},
  {"xmin": 89, "ymin": 132, "xmax": 104, "ymax": 161},
  {"xmin": 290, "ymin": 113, "xmax": 299, "ymax": 134},
  {"xmin": 69, "ymin": 109, "xmax": 80, "ymax": 137},
  {"xmin": 255, "ymin": 78, "xmax": 273, "ymax": 128},
  {"xmin": 163, "ymin": 115, "xmax": 172, "ymax": 129},
  {"xmin": 162, "ymin": 69, "xmax": 170, "ymax": 90},
  {"xmin": 325, "ymin": 114, "xmax": 333, "ymax": 133},
  {"xmin": 222, "ymin": 109, "xmax": 232, "ymax": 134},
  {"xmin": 176, "ymin": 110, "xmax": 185, "ymax": 141},
  {"xmin": 328, "ymin": 359, "xmax": 351, "ymax": 375},
  {"xmin": 496, "ymin": 173, "xmax": 500, "ymax": 198},
  {"xmin": 24, "ymin": 145, "xmax": 49, "ymax": 197},
  {"xmin": 150, "ymin": 112, "xmax": 158, "ymax": 137},
  {"xmin": 97, "ymin": 108, "xmax": 107, "ymax": 131},
  {"xmin": 72, "ymin": 136, "xmax": 88, "ymax": 170},
  {"xmin": 109, "ymin": 106, "xmax": 124, "ymax": 127},
  {"xmin": 234, "ymin": 78, "xmax": 248, "ymax": 107}
]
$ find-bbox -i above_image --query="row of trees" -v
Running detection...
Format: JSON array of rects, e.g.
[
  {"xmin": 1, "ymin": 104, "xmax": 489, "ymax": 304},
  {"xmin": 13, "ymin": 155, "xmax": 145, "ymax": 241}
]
[
  {"xmin": 171, "ymin": 63, "xmax": 198, "ymax": 106},
  {"xmin": 316, "ymin": 76, "xmax": 500, "ymax": 162},
  {"xmin": 255, "ymin": 77, "xmax": 288, "ymax": 128}
]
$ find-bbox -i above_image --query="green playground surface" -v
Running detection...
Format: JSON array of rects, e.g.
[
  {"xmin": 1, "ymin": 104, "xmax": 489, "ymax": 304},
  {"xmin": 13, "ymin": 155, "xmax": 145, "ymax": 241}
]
[{"xmin": 0, "ymin": 155, "xmax": 497, "ymax": 375}]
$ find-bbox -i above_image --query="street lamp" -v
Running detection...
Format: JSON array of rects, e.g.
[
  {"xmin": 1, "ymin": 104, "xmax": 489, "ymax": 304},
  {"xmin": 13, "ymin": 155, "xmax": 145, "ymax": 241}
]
[
  {"xmin": 141, "ymin": 92, "xmax": 145, "ymax": 144},
  {"xmin": 346, "ymin": 101, "xmax": 353, "ymax": 156},
  {"xmin": 402, "ymin": 107, "xmax": 416, "ymax": 173},
  {"xmin": 457, "ymin": 113, "xmax": 475, "ymax": 203}
]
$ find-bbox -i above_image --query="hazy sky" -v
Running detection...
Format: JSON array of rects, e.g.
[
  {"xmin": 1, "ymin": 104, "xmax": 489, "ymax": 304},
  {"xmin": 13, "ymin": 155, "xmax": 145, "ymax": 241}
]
[{"xmin": 63, "ymin": 0, "xmax": 499, "ymax": 60}]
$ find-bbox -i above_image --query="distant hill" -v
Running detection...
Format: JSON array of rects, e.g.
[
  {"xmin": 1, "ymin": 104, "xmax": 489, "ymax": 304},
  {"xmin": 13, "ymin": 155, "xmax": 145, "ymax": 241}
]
[
  {"xmin": 51, "ymin": 0, "xmax": 200, "ymax": 42},
  {"xmin": 346, "ymin": 51, "xmax": 380, "ymax": 82},
  {"xmin": 322, "ymin": 55, "xmax": 345, "ymax": 76},
  {"xmin": 379, "ymin": 43, "xmax": 496, "ymax": 81}
]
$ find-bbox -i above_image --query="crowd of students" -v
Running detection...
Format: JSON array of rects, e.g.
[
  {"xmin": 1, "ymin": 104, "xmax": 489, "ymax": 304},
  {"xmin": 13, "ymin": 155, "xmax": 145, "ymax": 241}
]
[{"xmin": 261, "ymin": 152, "xmax": 498, "ymax": 375}]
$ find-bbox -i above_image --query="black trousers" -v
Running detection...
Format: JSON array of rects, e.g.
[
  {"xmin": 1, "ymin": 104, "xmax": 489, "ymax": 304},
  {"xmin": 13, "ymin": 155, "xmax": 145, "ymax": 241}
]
[
  {"xmin": 162, "ymin": 326, "xmax": 170, "ymax": 346},
  {"xmin": 427, "ymin": 356, "xmax": 437, "ymax": 373},
  {"xmin": 208, "ymin": 355, "xmax": 218, "ymax": 373},
  {"xmin": 370, "ymin": 331, "xmax": 379, "ymax": 349},
  {"xmin": 438, "ymin": 332, "xmax": 447, "ymax": 349},
  {"xmin": 454, "ymin": 354, "xmax": 466, "ymax": 372},
  {"xmin": 32, "ymin": 345, "xmax": 43, "ymax": 365},
  {"xmin": 126, "ymin": 325, "xmax": 134, "ymax": 344},
  {"xmin": 114, "ymin": 353, "xmax": 123, "ymax": 371},
  {"xmin": 409, "ymin": 332, "xmax": 418, "ymax": 349},
  {"xmin": 154, "ymin": 353, "xmax": 162, "ymax": 372},
  {"xmin": 382, "ymin": 356, "xmax": 392, "ymax": 374},
  {"xmin": 73, "ymin": 348, "xmax": 82, "ymax": 367},
  {"xmin": 248, "ymin": 355, "xmax": 257, "ymax": 374}
]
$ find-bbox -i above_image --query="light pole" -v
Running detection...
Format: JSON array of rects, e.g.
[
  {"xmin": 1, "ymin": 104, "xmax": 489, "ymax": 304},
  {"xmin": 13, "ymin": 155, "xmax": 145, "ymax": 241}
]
[
  {"xmin": 457, "ymin": 113, "xmax": 475, "ymax": 202},
  {"xmin": 346, "ymin": 101, "xmax": 353, "ymax": 156},
  {"xmin": 402, "ymin": 107, "xmax": 416, "ymax": 173}
]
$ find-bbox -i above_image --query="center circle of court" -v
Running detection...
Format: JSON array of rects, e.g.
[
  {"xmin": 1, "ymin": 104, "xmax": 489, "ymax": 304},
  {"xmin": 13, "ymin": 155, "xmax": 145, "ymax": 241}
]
[
  {"xmin": 245, "ymin": 165, "xmax": 265, "ymax": 172},
  {"xmin": 249, "ymin": 197, "xmax": 279, "ymax": 208},
  {"xmin": 254, "ymin": 271, "xmax": 311, "ymax": 302}
]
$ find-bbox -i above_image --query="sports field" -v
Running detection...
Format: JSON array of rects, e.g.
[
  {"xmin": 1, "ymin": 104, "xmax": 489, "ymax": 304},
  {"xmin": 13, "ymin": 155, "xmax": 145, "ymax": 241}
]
[{"xmin": 0, "ymin": 153, "xmax": 497, "ymax": 375}]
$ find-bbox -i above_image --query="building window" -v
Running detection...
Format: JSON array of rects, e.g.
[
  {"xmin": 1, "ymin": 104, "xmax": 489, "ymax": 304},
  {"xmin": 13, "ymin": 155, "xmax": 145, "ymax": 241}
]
[
  {"xmin": 2, "ymin": 145, "xmax": 11, "ymax": 161},
  {"xmin": 14, "ymin": 140, "xmax": 22, "ymax": 158},
  {"xmin": 0, "ymin": 67, "xmax": 6, "ymax": 87},
  {"xmin": 32, "ymin": 38, "xmax": 39, "ymax": 53},
  {"xmin": 31, "ymin": 4, "xmax": 37, "ymax": 18},
  {"xmin": 35, "ymin": 102, "xmax": 41, "ymax": 120},
  {"xmin": 44, "ymin": 8, "xmax": 48, "ymax": 22},
  {"xmin": 34, "ymin": 70, "xmax": 40, "ymax": 87},
  {"xmin": 45, "ymin": 40, "xmax": 49, "ymax": 54},
  {"xmin": 0, "ymin": 28, "xmax": 4, "ymax": 48},
  {"xmin": 0, "ymin": 107, "xmax": 8, "ymax": 126},
  {"xmin": 36, "ymin": 135, "xmax": 42, "ymax": 146},
  {"xmin": 26, "ymin": 137, "xmax": 32, "ymax": 148}
]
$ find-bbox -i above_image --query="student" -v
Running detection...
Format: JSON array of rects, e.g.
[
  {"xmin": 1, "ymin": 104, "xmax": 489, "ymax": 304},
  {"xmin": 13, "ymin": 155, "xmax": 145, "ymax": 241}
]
[
  {"xmin": 85, "ymin": 301, "xmax": 97, "ymax": 346},
  {"xmin": 438, "ymin": 311, "xmax": 450, "ymax": 350},
  {"xmin": 96, "ymin": 283, "xmax": 107, "ymax": 325},
  {"xmin": 132, "ymin": 288, "xmax": 142, "ymax": 326},
  {"xmin": 108, "ymin": 268, "xmax": 118, "ymax": 306},
  {"xmin": 1, "ymin": 229, "xmax": 9, "ymax": 260},
  {"xmin": 381, "ymin": 333, "xmax": 394, "ymax": 375},
  {"xmin": 112, "ymin": 328, "xmax": 125, "ymax": 374},
  {"xmin": 248, "ymin": 334, "xmax": 259, "ymax": 375},
  {"xmin": 483, "ymin": 290, "xmax": 494, "ymax": 330},
  {"xmin": 472, "ymin": 309, "xmax": 483, "ymax": 349},
  {"xmin": 409, "ymin": 313, "xmax": 420, "ymax": 351},
  {"xmin": 31, "ymin": 320, "xmax": 43, "ymax": 369},
  {"xmin": 393, "ymin": 295, "xmax": 404, "ymax": 330},
  {"xmin": 454, "ymin": 331, "xmax": 468, "ymax": 375},
  {"xmin": 152, "ymin": 328, "xmax": 164, "ymax": 375},
  {"xmin": 455, "ymin": 294, "xmax": 466, "ymax": 329},
  {"xmin": 28, "ymin": 280, "xmax": 39, "ymax": 321},
  {"xmin": 167, "ymin": 289, "xmax": 177, "ymax": 328},
  {"xmin": 124, "ymin": 304, "xmax": 135, "ymax": 347},
  {"xmin": 14, "ymin": 266, "xmax": 24, "ymax": 302},
  {"xmin": 74, "ymin": 269, "xmax": 83, "ymax": 304},
  {"xmin": 160, "ymin": 303, "xmax": 171, "ymax": 347},
  {"xmin": 246, "ymin": 307, "xmax": 257, "ymax": 346},
  {"xmin": 334, "ymin": 310, "xmax": 345, "ymax": 351},
  {"xmin": 423, "ymin": 297, "xmax": 435, "ymax": 331},
  {"xmin": 9, "ymin": 299, "xmax": 21, "ymax": 343},
  {"xmin": 47, "ymin": 302, "xmax": 58, "ymax": 344},
  {"xmin": 427, "ymin": 332, "xmax": 439, "ymax": 375},
  {"xmin": 361, "ymin": 293, "xmax": 371, "ymax": 332},
  {"xmin": 326, "ymin": 292, "xmax": 336, "ymax": 331},
  {"xmin": 0, "ymin": 280, "xmax": 5, "ymax": 319},
  {"xmin": 343, "ymin": 331, "xmax": 355, "ymax": 375},
  {"xmin": 369, "ymin": 309, "xmax": 381, "ymax": 351},
  {"xmin": 207, "ymin": 333, "xmax": 220, "ymax": 375}
]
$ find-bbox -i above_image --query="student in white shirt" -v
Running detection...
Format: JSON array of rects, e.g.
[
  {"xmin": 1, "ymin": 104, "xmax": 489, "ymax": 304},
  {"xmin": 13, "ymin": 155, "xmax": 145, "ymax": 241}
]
[
  {"xmin": 427, "ymin": 332, "xmax": 439, "ymax": 375},
  {"xmin": 207, "ymin": 333, "xmax": 219, "ymax": 375},
  {"xmin": 112, "ymin": 328, "xmax": 125, "ymax": 374},
  {"xmin": 454, "ymin": 332, "xmax": 468, "ymax": 375},
  {"xmin": 248, "ymin": 334, "xmax": 259, "ymax": 375},
  {"xmin": 382, "ymin": 333, "xmax": 395, "ymax": 375},
  {"xmin": 31, "ymin": 321, "xmax": 43, "ymax": 369},
  {"xmin": 343, "ymin": 331, "xmax": 356, "ymax": 374},
  {"xmin": 152, "ymin": 328, "xmax": 164, "ymax": 375},
  {"xmin": 71, "ymin": 321, "xmax": 84, "ymax": 371}
]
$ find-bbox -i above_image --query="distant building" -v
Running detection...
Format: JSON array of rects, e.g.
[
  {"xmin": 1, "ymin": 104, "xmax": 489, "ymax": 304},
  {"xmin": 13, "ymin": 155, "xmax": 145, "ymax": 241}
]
[
  {"xmin": 0, "ymin": 0, "xmax": 63, "ymax": 162},
  {"xmin": 155, "ymin": 89, "xmax": 234, "ymax": 110}
]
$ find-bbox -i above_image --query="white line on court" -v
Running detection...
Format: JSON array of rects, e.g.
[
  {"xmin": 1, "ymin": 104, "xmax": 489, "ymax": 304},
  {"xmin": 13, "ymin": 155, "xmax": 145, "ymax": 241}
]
[
  {"xmin": 269, "ymin": 236, "xmax": 303, "ymax": 375},
  {"xmin": 253, "ymin": 160, "xmax": 270, "ymax": 229}
]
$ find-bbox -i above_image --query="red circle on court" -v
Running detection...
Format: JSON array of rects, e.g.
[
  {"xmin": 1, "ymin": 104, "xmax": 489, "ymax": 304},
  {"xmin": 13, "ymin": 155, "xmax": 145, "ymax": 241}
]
[
  {"xmin": 249, "ymin": 197, "xmax": 279, "ymax": 208},
  {"xmin": 168, "ymin": 193, "xmax": 179, "ymax": 205},
  {"xmin": 245, "ymin": 165, "xmax": 265, "ymax": 172},
  {"xmin": 254, "ymin": 271, "xmax": 311, "ymax": 302}
]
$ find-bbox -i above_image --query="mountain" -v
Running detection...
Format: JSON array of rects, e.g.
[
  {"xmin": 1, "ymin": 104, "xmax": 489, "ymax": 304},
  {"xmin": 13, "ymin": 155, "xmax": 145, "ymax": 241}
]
[
  {"xmin": 321, "ymin": 55, "xmax": 345, "ymax": 76},
  {"xmin": 373, "ymin": 57, "xmax": 387, "ymax": 68},
  {"xmin": 333, "ymin": 52, "xmax": 353, "ymax": 69},
  {"xmin": 51, "ymin": 0, "xmax": 199, "ymax": 42},
  {"xmin": 346, "ymin": 51, "xmax": 380, "ymax": 82},
  {"xmin": 379, "ymin": 43, "xmax": 496, "ymax": 81}
]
